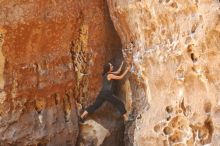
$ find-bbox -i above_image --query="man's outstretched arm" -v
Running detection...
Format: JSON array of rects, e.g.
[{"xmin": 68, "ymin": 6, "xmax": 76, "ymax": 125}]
[{"xmin": 111, "ymin": 61, "xmax": 124, "ymax": 75}]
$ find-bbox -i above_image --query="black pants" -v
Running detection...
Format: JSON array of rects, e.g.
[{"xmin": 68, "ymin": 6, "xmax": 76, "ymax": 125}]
[{"xmin": 86, "ymin": 90, "xmax": 127, "ymax": 115}]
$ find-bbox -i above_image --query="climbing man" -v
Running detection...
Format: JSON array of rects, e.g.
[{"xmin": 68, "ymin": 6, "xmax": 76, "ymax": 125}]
[{"xmin": 80, "ymin": 61, "xmax": 130, "ymax": 122}]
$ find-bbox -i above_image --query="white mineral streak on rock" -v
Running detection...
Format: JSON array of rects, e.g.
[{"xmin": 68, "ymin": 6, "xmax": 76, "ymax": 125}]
[{"xmin": 38, "ymin": 114, "xmax": 43, "ymax": 124}]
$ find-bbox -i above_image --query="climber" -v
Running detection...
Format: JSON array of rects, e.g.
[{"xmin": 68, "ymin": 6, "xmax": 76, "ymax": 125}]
[{"xmin": 80, "ymin": 61, "xmax": 130, "ymax": 122}]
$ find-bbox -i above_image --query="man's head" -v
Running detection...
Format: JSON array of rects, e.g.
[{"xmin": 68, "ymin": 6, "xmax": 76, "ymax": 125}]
[{"xmin": 102, "ymin": 62, "xmax": 114, "ymax": 75}]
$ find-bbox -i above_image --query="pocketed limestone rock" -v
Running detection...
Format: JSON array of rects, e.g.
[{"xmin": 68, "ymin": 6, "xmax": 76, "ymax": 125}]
[{"xmin": 107, "ymin": 0, "xmax": 220, "ymax": 145}]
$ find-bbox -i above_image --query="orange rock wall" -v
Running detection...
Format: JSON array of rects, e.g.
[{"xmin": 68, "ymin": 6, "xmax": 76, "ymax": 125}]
[{"xmin": 0, "ymin": 0, "xmax": 121, "ymax": 145}]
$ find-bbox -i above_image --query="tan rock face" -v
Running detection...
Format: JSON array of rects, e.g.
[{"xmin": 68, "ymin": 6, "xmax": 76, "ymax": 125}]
[
  {"xmin": 108, "ymin": 0, "xmax": 220, "ymax": 145},
  {"xmin": 0, "ymin": 0, "xmax": 122, "ymax": 145}
]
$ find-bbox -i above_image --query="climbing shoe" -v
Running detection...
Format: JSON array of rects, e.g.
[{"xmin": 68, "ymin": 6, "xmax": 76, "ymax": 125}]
[{"xmin": 78, "ymin": 116, "xmax": 85, "ymax": 123}]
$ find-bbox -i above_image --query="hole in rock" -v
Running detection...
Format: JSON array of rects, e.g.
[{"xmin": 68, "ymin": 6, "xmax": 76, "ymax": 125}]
[
  {"xmin": 137, "ymin": 114, "xmax": 142, "ymax": 119},
  {"xmin": 167, "ymin": 116, "xmax": 171, "ymax": 121},
  {"xmin": 163, "ymin": 126, "xmax": 173, "ymax": 135},
  {"xmin": 187, "ymin": 45, "xmax": 193, "ymax": 53},
  {"xmin": 166, "ymin": 106, "xmax": 173, "ymax": 113},
  {"xmin": 190, "ymin": 53, "xmax": 198, "ymax": 62},
  {"xmin": 154, "ymin": 124, "xmax": 161, "ymax": 132},
  {"xmin": 204, "ymin": 101, "xmax": 212, "ymax": 113},
  {"xmin": 191, "ymin": 23, "xmax": 199, "ymax": 33},
  {"xmin": 187, "ymin": 44, "xmax": 199, "ymax": 63},
  {"xmin": 170, "ymin": 2, "xmax": 178, "ymax": 8}
]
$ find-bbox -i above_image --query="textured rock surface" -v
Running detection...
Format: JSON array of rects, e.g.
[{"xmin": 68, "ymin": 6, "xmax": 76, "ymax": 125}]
[
  {"xmin": 1, "ymin": 0, "xmax": 218, "ymax": 145},
  {"xmin": 0, "ymin": 0, "xmax": 123, "ymax": 145},
  {"xmin": 108, "ymin": 0, "xmax": 220, "ymax": 145},
  {"xmin": 78, "ymin": 120, "xmax": 110, "ymax": 146}
]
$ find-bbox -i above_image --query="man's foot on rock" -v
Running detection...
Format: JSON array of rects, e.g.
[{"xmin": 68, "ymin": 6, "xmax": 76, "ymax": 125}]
[{"xmin": 79, "ymin": 116, "xmax": 85, "ymax": 123}]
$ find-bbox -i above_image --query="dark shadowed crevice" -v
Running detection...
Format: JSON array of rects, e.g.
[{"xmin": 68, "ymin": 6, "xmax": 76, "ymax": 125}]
[{"xmin": 76, "ymin": 0, "xmax": 125, "ymax": 146}]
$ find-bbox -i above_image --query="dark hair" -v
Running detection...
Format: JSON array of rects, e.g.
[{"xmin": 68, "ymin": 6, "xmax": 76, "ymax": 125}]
[{"xmin": 102, "ymin": 63, "xmax": 110, "ymax": 76}]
